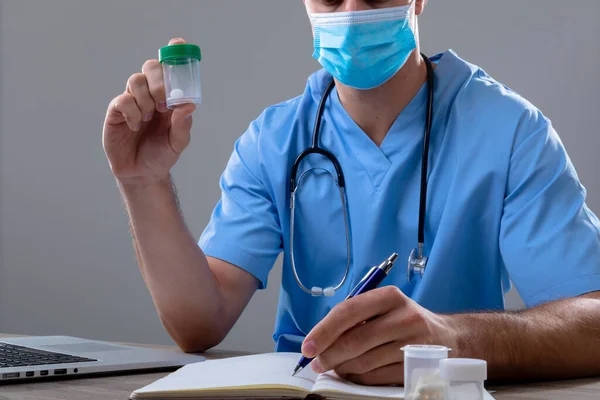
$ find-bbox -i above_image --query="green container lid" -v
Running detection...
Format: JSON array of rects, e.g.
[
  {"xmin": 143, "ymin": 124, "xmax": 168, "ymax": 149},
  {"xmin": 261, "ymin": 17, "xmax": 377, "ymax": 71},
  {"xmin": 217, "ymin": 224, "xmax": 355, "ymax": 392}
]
[{"xmin": 159, "ymin": 44, "xmax": 202, "ymax": 63}]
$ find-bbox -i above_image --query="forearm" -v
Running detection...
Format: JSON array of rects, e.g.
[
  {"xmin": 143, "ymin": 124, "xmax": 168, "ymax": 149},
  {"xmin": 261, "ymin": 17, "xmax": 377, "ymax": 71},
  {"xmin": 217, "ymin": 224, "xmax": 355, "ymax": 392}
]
[
  {"xmin": 119, "ymin": 177, "xmax": 227, "ymax": 351},
  {"xmin": 446, "ymin": 294, "xmax": 600, "ymax": 381}
]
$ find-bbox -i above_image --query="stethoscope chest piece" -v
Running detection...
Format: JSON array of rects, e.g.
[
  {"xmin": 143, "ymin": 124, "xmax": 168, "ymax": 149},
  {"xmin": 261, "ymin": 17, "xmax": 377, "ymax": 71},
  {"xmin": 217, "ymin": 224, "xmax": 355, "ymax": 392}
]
[{"xmin": 407, "ymin": 248, "xmax": 428, "ymax": 284}]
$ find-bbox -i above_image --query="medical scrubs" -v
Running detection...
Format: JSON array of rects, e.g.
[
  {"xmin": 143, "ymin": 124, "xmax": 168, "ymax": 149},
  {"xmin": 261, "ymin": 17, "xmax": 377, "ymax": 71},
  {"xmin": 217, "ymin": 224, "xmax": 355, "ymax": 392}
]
[{"xmin": 199, "ymin": 50, "xmax": 600, "ymax": 352}]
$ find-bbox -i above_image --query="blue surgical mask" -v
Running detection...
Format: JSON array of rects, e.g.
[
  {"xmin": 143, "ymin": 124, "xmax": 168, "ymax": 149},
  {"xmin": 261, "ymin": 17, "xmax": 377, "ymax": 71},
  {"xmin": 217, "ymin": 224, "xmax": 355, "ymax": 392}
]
[{"xmin": 310, "ymin": 5, "xmax": 417, "ymax": 90}]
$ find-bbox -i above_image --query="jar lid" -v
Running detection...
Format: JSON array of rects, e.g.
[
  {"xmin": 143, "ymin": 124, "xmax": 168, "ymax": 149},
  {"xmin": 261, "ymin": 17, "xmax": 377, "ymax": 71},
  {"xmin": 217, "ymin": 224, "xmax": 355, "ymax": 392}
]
[
  {"xmin": 159, "ymin": 44, "xmax": 202, "ymax": 63},
  {"xmin": 439, "ymin": 358, "xmax": 487, "ymax": 382},
  {"xmin": 401, "ymin": 345, "xmax": 451, "ymax": 359}
]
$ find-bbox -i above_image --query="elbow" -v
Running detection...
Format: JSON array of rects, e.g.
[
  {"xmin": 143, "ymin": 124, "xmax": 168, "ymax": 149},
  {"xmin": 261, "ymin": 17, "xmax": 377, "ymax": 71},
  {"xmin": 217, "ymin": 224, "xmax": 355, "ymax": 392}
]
[
  {"xmin": 161, "ymin": 317, "xmax": 228, "ymax": 354},
  {"xmin": 175, "ymin": 333, "xmax": 225, "ymax": 354}
]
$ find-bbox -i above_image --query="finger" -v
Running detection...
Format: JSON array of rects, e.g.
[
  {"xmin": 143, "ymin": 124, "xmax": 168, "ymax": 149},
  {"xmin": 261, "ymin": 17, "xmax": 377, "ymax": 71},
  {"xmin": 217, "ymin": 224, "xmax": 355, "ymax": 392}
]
[
  {"xmin": 317, "ymin": 310, "xmax": 411, "ymax": 372},
  {"xmin": 169, "ymin": 103, "xmax": 196, "ymax": 154},
  {"xmin": 316, "ymin": 312, "xmax": 403, "ymax": 372},
  {"xmin": 168, "ymin": 37, "xmax": 187, "ymax": 45},
  {"xmin": 142, "ymin": 59, "xmax": 168, "ymax": 113},
  {"xmin": 303, "ymin": 286, "xmax": 406, "ymax": 358},
  {"xmin": 126, "ymin": 73, "xmax": 156, "ymax": 122},
  {"xmin": 108, "ymin": 93, "xmax": 142, "ymax": 131},
  {"xmin": 334, "ymin": 341, "xmax": 403, "ymax": 376},
  {"xmin": 346, "ymin": 362, "xmax": 404, "ymax": 386}
]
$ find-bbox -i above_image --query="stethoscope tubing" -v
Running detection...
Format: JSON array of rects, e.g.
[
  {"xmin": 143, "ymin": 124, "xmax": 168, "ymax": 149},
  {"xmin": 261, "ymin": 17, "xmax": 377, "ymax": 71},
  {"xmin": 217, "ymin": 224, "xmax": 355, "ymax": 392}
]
[{"xmin": 289, "ymin": 54, "xmax": 434, "ymax": 295}]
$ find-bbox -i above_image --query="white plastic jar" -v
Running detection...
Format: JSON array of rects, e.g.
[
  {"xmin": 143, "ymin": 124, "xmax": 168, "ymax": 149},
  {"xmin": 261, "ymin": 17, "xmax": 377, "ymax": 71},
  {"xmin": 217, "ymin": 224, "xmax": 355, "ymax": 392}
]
[
  {"xmin": 159, "ymin": 43, "xmax": 202, "ymax": 108},
  {"xmin": 439, "ymin": 358, "xmax": 487, "ymax": 400},
  {"xmin": 402, "ymin": 345, "xmax": 450, "ymax": 400}
]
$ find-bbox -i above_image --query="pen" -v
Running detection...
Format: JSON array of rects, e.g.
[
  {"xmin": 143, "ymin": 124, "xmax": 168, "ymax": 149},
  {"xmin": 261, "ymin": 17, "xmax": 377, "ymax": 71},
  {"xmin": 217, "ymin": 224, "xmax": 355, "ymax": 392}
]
[{"xmin": 291, "ymin": 252, "xmax": 399, "ymax": 377}]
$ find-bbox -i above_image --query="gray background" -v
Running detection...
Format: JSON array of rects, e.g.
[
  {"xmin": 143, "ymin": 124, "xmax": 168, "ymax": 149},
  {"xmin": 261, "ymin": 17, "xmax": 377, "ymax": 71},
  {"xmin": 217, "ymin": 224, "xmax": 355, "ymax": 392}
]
[{"xmin": 0, "ymin": 0, "xmax": 599, "ymax": 353}]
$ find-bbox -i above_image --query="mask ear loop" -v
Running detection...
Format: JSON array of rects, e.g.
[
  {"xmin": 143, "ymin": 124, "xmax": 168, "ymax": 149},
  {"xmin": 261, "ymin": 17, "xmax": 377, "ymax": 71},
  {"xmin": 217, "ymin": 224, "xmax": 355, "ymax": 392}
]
[{"xmin": 290, "ymin": 168, "xmax": 351, "ymax": 297}]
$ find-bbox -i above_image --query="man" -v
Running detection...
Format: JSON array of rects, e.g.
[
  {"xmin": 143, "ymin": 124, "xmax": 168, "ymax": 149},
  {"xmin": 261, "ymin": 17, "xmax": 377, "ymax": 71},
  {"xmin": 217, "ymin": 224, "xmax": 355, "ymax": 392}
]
[{"xmin": 102, "ymin": 0, "xmax": 600, "ymax": 386}]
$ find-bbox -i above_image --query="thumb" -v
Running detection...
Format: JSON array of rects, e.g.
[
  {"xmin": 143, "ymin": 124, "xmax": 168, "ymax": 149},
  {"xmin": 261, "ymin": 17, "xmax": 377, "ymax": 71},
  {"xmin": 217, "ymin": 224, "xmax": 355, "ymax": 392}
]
[
  {"xmin": 169, "ymin": 104, "xmax": 196, "ymax": 154},
  {"xmin": 169, "ymin": 37, "xmax": 187, "ymax": 45}
]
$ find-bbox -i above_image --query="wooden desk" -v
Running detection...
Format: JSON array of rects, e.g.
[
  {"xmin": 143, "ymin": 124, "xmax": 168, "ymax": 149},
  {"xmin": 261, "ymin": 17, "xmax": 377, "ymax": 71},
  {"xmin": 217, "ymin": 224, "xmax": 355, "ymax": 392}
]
[{"xmin": 1, "ymin": 335, "xmax": 599, "ymax": 400}]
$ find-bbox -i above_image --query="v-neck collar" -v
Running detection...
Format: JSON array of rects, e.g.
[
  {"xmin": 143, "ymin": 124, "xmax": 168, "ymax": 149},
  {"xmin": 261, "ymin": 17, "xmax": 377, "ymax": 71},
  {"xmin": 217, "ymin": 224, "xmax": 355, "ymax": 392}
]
[
  {"xmin": 329, "ymin": 52, "xmax": 449, "ymax": 191},
  {"xmin": 330, "ymin": 87, "xmax": 392, "ymax": 191}
]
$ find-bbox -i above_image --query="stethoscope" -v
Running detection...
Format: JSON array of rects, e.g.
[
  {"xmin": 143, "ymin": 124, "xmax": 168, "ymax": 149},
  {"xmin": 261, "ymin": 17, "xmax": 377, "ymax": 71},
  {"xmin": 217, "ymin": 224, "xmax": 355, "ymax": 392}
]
[{"xmin": 289, "ymin": 54, "xmax": 434, "ymax": 297}]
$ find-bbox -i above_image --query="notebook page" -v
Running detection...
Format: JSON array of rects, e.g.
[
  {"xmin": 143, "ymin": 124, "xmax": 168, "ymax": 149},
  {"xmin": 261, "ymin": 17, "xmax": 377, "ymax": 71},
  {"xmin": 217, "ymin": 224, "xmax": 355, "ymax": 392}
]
[
  {"xmin": 312, "ymin": 371, "xmax": 404, "ymax": 399},
  {"xmin": 132, "ymin": 353, "xmax": 317, "ymax": 397}
]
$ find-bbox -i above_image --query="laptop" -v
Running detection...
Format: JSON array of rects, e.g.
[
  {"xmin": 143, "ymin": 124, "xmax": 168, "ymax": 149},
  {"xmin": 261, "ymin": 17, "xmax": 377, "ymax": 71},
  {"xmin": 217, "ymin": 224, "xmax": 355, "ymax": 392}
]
[{"xmin": 0, "ymin": 335, "xmax": 204, "ymax": 382}]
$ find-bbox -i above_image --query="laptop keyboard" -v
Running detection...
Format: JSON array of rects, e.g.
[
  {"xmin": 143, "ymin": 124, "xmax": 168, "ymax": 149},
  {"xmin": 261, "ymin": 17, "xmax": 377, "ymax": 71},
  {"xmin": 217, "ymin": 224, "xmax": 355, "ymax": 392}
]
[{"xmin": 0, "ymin": 342, "xmax": 97, "ymax": 368}]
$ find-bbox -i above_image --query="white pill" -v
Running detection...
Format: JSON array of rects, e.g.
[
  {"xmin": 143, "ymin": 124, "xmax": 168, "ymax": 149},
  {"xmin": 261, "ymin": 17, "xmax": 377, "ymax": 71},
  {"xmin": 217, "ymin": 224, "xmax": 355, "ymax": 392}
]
[
  {"xmin": 323, "ymin": 287, "xmax": 335, "ymax": 297},
  {"xmin": 170, "ymin": 88, "xmax": 185, "ymax": 99},
  {"xmin": 311, "ymin": 287, "xmax": 323, "ymax": 296}
]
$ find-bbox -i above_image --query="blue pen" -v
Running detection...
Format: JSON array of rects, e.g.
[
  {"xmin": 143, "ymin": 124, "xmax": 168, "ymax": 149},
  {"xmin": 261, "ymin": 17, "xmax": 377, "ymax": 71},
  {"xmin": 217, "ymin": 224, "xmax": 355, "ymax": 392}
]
[{"xmin": 291, "ymin": 253, "xmax": 399, "ymax": 377}]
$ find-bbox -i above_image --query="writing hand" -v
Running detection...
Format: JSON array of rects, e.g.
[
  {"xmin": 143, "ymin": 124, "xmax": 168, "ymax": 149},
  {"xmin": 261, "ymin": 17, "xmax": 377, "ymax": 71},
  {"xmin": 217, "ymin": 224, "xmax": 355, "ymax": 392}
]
[{"xmin": 301, "ymin": 286, "xmax": 456, "ymax": 385}]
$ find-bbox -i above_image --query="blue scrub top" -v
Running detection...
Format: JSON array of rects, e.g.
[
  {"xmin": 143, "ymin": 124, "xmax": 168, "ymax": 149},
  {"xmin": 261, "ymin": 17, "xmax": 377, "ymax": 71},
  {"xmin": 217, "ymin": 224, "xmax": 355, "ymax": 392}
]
[{"xmin": 199, "ymin": 50, "xmax": 600, "ymax": 352}]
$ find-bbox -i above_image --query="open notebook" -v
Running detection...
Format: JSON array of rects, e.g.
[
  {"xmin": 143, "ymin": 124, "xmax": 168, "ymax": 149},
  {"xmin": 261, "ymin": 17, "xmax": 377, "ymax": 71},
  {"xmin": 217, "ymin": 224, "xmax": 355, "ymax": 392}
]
[
  {"xmin": 131, "ymin": 352, "xmax": 402, "ymax": 399},
  {"xmin": 131, "ymin": 353, "xmax": 496, "ymax": 400}
]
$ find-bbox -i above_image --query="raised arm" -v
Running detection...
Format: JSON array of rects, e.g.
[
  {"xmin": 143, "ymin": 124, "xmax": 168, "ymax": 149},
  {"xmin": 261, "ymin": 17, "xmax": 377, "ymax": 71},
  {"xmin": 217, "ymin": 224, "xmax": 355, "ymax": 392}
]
[{"xmin": 102, "ymin": 38, "xmax": 259, "ymax": 352}]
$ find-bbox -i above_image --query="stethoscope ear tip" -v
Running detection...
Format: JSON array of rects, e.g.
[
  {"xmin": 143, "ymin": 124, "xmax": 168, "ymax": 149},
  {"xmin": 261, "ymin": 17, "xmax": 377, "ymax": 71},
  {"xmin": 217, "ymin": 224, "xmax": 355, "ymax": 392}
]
[
  {"xmin": 311, "ymin": 287, "xmax": 324, "ymax": 296},
  {"xmin": 310, "ymin": 286, "xmax": 336, "ymax": 297}
]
